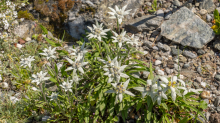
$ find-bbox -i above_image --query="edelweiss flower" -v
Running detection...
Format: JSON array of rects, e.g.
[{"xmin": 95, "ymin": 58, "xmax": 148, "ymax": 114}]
[
  {"xmin": 60, "ymin": 80, "xmax": 73, "ymax": 92},
  {"xmin": 112, "ymin": 31, "xmax": 128, "ymax": 48},
  {"xmin": 126, "ymin": 34, "xmax": 139, "ymax": 47},
  {"xmin": 20, "ymin": 56, "xmax": 35, "ymax": 68},
  {"xmin": 65, "ymin": 54, "xmax": 88, "ymax": 74},
  {"xmin": 48, "ymin": 92, "xmax": 58, "ymax": 101},
  {"xmin": 159, "ymin": 76, "xmax": 186, "ymax": 102},
  {"xmin": 69, "ymin": 42, "xmax": 87, "ymax": 57},
  {"xmin": 103, "ymin": 59, "xmax": 129, "ymax": 83},
  {"xmin": 87, "ymin": 20, "xmax": 110, "ymax": 41},
  {"xmin": 97, "ymin": 56, "xmax": 117, "ymax": 67},
  {"xmin": 154, "ymin": 86, "xmax": 168, "ymax": 105},
  {"xmin": 133, "ymin": 79, "xmax": 157, "ymax": 99},
  {"xmin": 177, "ymin": 82, "xmax": 202, "ymax": 96},
  {"xmin": 105, "ymin": 79, "xmax": 135, "ymax": 102},
  {"xmin": 39, "ymin": 46, "xmax": 56, "ymax": 60},
  {"xmin": 31, "ymin": 71, "xmax": 50, "ymax": 85},
  {"xmin": 108, "ymin": 5, "xmax": 132, "ymax": 24}
]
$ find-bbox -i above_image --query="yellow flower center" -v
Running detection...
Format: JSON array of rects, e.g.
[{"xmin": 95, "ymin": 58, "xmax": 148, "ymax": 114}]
[{"xmin": 168, "ymin": 81, "xmax": 176, "ymax": 87}]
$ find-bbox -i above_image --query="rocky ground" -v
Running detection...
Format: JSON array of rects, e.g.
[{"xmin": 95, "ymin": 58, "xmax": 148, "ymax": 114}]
[{"xmin": 8, "ymin": 0, "xmax": 220, "ymax": 122}]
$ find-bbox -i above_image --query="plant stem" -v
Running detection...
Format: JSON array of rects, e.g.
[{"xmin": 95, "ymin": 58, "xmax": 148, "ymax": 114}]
[{"xmin": 99, "ymin": 41, "xmax": 103, "ymax": 59}]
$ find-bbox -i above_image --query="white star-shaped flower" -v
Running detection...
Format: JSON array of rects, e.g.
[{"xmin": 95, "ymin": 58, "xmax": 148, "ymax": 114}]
[
  {"xmin": 108, "ymin": 5, "xmax": 132, "ymax": 24},
  {"xmin": 39, "ymin": 46, "xmax": 56, "ymax": 60},
  {"xmin": 87, "ymin": 20, "xmax": 110, "ymax": 41},
  {"xmin": 60, "ymin": 80, "xmax": 73, "ymax": 92},
  {"xmin": 31, "ymin": 71, "xmax": 50, "ymax": 85},
  {"xmin": 111, "ymin": 31, "xmax": 128, "ymax": 48}
]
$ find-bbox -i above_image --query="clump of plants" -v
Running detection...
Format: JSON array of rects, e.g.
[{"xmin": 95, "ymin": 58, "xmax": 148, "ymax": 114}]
[
  {"xmin": 212, "ymin": 9, "xmax": 220, "ymax": 34},
  {"xmin": 0, "ymin": 1, "xmax": 208, "ymax": 123}
]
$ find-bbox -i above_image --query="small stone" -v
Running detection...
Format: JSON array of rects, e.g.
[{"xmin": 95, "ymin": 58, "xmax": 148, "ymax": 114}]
[
  {"xmin": 203, "ymin": 99, "xmax": 209, "ymax": 104},
  {"xmin": 0, "ymin": 82, "xmax": 9, "ymax": 89},
  {"xmin": 197, "ymin": 49, "xmax": 206, "ymax": 55},
  {"xmin": 197, "ymin": 117, "xmax": 206, "ymax": 123},
  {"xmin": 200, "ymin": 91, "xmax": 211, "ymax": 99},
  {"xmin": 156, "ymin": 9, "xmax": 164, "ymax": 17},
  {"xmin": 165, "ymin": 67, "xmax": 173, "ymax": 74},
  {"xmin": 137, "ymin": 12, "xmax": 143, "ymax": 17},
  {"xmin": 42, "ymin": 116, "xmax": 51, "ymax": 121},
  {"xmin": 183, "ymin": 50, "xmax": 197, "ymax": 59},
  {"xmin": 162, "ymin": 44, "xmax": 171, "ymax": 52},
  {"xmin": 206, "ymin": 14, "xmax": 212, "ymax": 22},
  {"xmin": 165, "ymin": 11, "xmax": 172, "ymax": 20},
  {"xmin": 174, "ymin": 64, "xmax": 181, "ymax": 71},
  {"xmin": 157, "ymin": 42, "xmax": 164, "ymax": 50},
  {"xmin": 196, "ymin": 77, "xmax": 202, "ymax": 83},
  {"xmin": 155, "ymin": 60, "xmax": 162, "ymax": 65},
  {"xmin": 199, "ymin": 0, "xmax": 215, "ymax": 13},
  {"xmin": 152, "ymin": 46, "xmax": 159, "ymax": 50},
  {"xmin": 156, "ymin": 69, "xmax": 164, "ymax": 76},
  {"xmin": 201, "ymin": 82, "xmax": 207, "ymax": 88},
  {"xmin": 18, "ymin": 38, "xmax": 26, "ymax": 44},
  {"xmin": 197, "ymin": 66, "xmax": 202, "ymax": 74},
  {"xmin": 205, "ymin": 112, "xmax": 211, "ymax": 121},
  {"xmin": 217, "ymin": 106, "xmax": 220, "ymax": 113},
  {"xmin": 214, "ymin": 96, "xmax": 220, "ymax": 107},
  {"xmin": 215, "ymin": 74, "xmax": 220, "ymax": 81},
  {"xmin": 195, "ymin": 3, "xmax": 200, "ymax": 7},
  {"xmin": 183, "ymin": 63, "xmax": 190, "ymax": 68},
  {"xmin": 213, "ymin": 40, "xmax": 220, "ymax": 51},
  {"xmin": 173, "ymin": 0, "xmax": 181, "ymax": 7},
  {"xmin": 193, "ymin": 82, "xmax": 200, "ymax": 89},
  {"xmin": 171, "ymin": 47, "xmax": 182, "ymax": 55},
  {"xmin": 199, "ymin": 9, "xmax": 207, "ymax": 15}
]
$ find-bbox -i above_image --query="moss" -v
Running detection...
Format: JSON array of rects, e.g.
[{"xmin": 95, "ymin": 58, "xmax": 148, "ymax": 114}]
[{"xmin": 17, "ymin": 10, "xmax": 35, "ymax": 20}]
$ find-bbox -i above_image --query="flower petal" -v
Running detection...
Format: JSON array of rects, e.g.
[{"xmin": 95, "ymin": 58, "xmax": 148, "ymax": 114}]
[
  {"xmin": 124, "ymin": 90, "xmax": 135, "ymax": 96},
  {"xmin": 159, "ymin": 76, "xmax": 169, "ymax": 83}
]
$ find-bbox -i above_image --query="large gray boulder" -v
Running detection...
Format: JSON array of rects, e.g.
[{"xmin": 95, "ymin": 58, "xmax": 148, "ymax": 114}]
[
  {"xmin": 124, "ymin": 15, "xmax": 163, "ymax": 33},
  {"xmin": 161, "ymin": 7, "xmax": 215, "ymax": 49}
]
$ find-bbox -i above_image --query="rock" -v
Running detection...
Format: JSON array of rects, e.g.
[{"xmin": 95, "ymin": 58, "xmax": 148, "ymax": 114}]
[
  {"xmin": 156, "ymin": 69, "xmax": 164, "ymax": 76},
  {"xmin": 174, "ymin": 64, "xmax": 181, "ymax": 71},
  {"xmin": 164, "ymin": 11, "xmax": 172, "ymax": 20},
  {"xmin": 125, "ymin": 15, "xmax": 164, "ymax": 33},
  {"xmin": 42, "ymin": 116, "xmax": 51, "ymax": 121},
  {"xmin": 171, "ymin": 47, "xmax": 182, "ymax": 55},
  {"xmin": 161, "ymin": 7, "xmax": 215, "ymax": 49},
  {"xmin": 206, "ymin": 14, "xmax": 212, "ymax": 22},
  {"xmin": 162, "ymin": 44, "xmax": 171, "ymax": 52},
  {"xmin": 215, "ymin": 74, "xmax": 220, "ymax": 81},
  {"xmin": 197, "ymin": 66, "xmax": 202, "ymax": 74},
  {"xmin": 173, "ymin": 0, "xmax": 181, "ymax": 7},
  {"xmin": 200, "ymin": 91, "xmax": 211, "ymax": 99},
  {"xmin": 213, "ymin": 40, "xmax": 220, "ymax": 51},
  {"xmin": 197, "ymin": 116, "xmax": 206, "ymax": 123},
  {"xmin": 196, "ymin": 77, "xmax": 202, "ymax": 83},
  {"xmin": 157, "ymin": 42, "xmax": 164, "ymax": 50},
  {"xmin": 13, "ymin": 20, "xmax": 36, "ymax": 39},
  {"xmin": 155, "ymin": 60, "xmax": 162, "ymax": 65},
  {"xmin": 137, "ymin": 12, "xmax": 143, "ymax": 17},
  {"xmin": 165, "ymin": 67, "xmax": 173, "ymax": 74},
  {"xmin": 183, "ymin": 50, "xmax": 197, "ymax": 59},
  {"xmin": 214, "ymin": 96, "xmax": 220, "ymax": 107},
  {"xmin": 143, "ymin": 40, "xmax": 153, "ymax": 49},
  {"xmin": 183, "ymin": 63, "xmax": 190, "ymax": 68},
  {"xmin": 18, "ymin": 38, "xmax": 26, "ymax": 44},
  {"xmin": 199, "ymin": 0, "xmax": 215, "ymax": 13},
  {"xmin": 205, "ymin": 112, "xmax": 211, "ymax": 121},
  {"xmin": 217, "ymin": 106, "xmax": 220, "ymax": 113},
  {"xmin": 199, "ymin": 9, "xmax": 207, "ymax": 15},
  {"xmin": 193, "ymin": 82, "xmax": 200, "ymax": 89},
  {"xmin": 210, "ymin": 113, "xmax": 220, "ymax": 123},
  {"xmin": 156, "ymin": 9, "xmax": 164, "ymax": 17},
  {"xmin": 197, "ymin": 49, "xmax": 206, "ymax": 55},
  {"xmin": 25, "ymin": 37, "xmax": 31, "ymax": 42}
]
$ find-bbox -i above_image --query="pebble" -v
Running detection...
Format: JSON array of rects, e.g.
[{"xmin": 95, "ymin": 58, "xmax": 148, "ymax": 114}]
[
  {"xmin": 201, "ymin": 91, "xmax": 211, "ymax": 99},
  {"xmin": 156, "ymin": 69, "xmax": 164, "ymax": 76},
  {"xmin": 174, "ymin": 64, "xmax": 181, "ymax": 71},
  {"xmin": 205, "ymin": 112, "xmax": 211, "ymax": 121},
  {"xmin": 193, "ymin": 82, "xmax": 200, "ymax": 89},
  {"xmin": 199, "ymin": 9, "xmax": 207, "ymax": 15},
  {"xmin": 206, "ymin": 14, "xmax": 212, "ymax": 22},
  {"xmin": 183, "ymin": 50, "xmax": 197, "ymax": 59},
  {"xmin": 155, "ymin": 60, "xmax": 162, "ymax": 65},
  {"xmin": 173, "ymin": 0, "xmax": 181, "ymax": 7},
  {"xmin": 197, "ymin": 49, "xmax": 206, "ymax": 55},
  {"xmin": 162, "ymin": 44, "xmax": 171, "ymax": 52},
  {"xmin": 156, "ymin": 9, "xmax": 164, "ymax": 17},
  {"xmin": 201, "ymin": 82, "xmax": 207, "ymax": 88},
  {"xmin": 171, "ymin": 47, "xmax": 182, "ymax": 55},
  {"xmin": 137, "ymin": 12, "xmax": 143, "ymax": 17},
  {"xmin": 214, "ymin": 96, "xmax": 220, "ymax": 107},
  {"xmin": 217, "ymin": 106, "xmax": 220, "ymax": 113},
  {"xmin": 165, "ymin": 11, "xmax": 172, "ymax": 20},
  {"xmin": 196, "ymin": 77, "xmax": 202, "ymax": 83},
  {"xmin": 165, "ymin": 67, "xmax": 173, "ymax": 74},
  {"xmin": 197, "ymin": 66, "xmax": 202, "ymax": 74},
  {"xmin": 215, "ymin": 74, "xmax": 220, "ymax": 81}
]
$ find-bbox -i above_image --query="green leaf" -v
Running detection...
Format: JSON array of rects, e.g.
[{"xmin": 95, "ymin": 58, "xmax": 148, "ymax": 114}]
[
  {"xmin": 148, "ymin": 61, "xmax": 154, "ymax": 80},
  {"xmin": 44, "ymin": 37, "xmax": 56, "ymax": 47},
  {"xmin": 214, "ymin": 9, "xmax": 219, "ymax": 20},
  {"xmin": 102, "ymin": 41, "xmax": 111, "ymax": 57},
  {"xmin": 161, "ymin": 103, "xmax": 168, "ymax": 110},
  {"xmin": 39, "ymin": 24, "xmax": 48, "ymax": 34},
  {"xmin": 56, "ymin": 50, "xmax": 69, "ymax": 56},
  {"xmin": 47, "ymin": 65, "xmax": 55, "ymax": 77},
  {"xmin": 179, "ymin": 117, "xmax": 188, "ymax": 123},
  {"xmin": 199, "ymin": 100, "xmax": 208, "ymax": 110},
  {"xmin": 136, "ymin": 100, "xmax": 142, "ymax": 111},
  {"xmin": 49, "ymin": 77, "xmax": 57, "ymax": 82}
]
